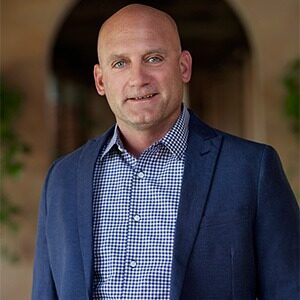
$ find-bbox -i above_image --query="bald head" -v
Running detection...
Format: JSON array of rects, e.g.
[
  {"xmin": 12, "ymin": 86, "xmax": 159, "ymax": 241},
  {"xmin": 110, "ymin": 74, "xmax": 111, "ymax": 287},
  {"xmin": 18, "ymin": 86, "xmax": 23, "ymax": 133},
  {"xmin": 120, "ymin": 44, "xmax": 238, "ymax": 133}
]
[
  {"xmin": 93, "ymin": 3, "xmax": 192, "ymax": 138},
  {"xmin": 97, "ymin": 4, "xmax": 182, "ymax": 62}
]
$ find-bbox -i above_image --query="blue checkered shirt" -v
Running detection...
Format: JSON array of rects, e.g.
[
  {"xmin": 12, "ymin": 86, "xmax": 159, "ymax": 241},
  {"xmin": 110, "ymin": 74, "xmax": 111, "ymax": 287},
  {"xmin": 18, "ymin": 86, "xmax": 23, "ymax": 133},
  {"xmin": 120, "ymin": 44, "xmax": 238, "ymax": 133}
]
[{"xmin": 92, "ymin": 106, "xmax": 190, "ymax": 299}]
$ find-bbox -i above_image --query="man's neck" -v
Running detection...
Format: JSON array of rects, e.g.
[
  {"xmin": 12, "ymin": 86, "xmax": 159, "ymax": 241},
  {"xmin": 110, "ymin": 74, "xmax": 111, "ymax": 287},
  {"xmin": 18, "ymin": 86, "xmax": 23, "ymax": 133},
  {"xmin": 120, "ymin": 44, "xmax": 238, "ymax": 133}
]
[{"xmin": 117, "ymin": 117, "xmax": 179, "ymax": 158}]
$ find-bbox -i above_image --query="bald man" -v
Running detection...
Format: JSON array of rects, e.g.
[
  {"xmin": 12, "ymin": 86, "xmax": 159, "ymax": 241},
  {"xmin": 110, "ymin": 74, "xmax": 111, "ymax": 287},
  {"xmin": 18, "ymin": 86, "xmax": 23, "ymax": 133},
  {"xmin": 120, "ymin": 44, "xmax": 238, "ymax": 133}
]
[{"xmin": 32, "ymin": 4, "xmax": 299, "ymax": 300}]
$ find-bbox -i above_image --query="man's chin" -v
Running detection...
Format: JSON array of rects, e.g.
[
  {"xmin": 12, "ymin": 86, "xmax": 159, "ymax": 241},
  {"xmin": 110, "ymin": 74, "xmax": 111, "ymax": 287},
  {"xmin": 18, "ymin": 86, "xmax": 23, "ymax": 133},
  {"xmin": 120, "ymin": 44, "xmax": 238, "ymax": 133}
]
[
  {"xmin": 122, "ymin": 111, "xmax": 159, "ymax": 129},
  {"xmin": 127, "ymin": 119, "xmax": 158, "ymax": 131}
]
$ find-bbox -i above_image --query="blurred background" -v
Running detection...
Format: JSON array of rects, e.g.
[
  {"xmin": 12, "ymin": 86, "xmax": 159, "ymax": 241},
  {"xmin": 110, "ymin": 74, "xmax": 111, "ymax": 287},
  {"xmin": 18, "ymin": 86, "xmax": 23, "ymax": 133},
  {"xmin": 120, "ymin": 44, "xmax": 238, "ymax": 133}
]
[{"xmin": 1, "ymin": 0, "xmax": 299, "ymax": 298}]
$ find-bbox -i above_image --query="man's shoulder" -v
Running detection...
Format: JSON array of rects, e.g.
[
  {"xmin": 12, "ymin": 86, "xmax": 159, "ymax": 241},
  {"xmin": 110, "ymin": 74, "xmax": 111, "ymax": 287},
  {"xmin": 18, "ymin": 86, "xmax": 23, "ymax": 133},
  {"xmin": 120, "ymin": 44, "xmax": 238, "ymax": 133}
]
[
  {"xmin": 48, "ymin": 126, "xmax": 114, "ymax": 176},
  {"xmin": 189, "ymin": 111, "xmax": 271, "ymax": 156}
]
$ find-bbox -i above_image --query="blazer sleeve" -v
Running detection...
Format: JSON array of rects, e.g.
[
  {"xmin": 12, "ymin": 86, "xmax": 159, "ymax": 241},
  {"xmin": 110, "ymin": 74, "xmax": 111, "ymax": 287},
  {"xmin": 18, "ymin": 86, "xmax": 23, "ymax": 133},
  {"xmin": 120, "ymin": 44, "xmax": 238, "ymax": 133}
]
[
  {"xmin": 255, "ymin": 145, "xmax": 299, "ymax": 299},
  {"xmin": 32, "ymin": 163, "xmax": 58, "ymax": 300}
]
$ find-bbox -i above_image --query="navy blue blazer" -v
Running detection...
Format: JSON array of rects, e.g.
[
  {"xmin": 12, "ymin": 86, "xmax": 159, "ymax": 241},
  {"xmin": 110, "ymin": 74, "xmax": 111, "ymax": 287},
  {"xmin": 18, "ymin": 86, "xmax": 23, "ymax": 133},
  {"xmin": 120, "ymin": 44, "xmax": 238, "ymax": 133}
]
[{"xmin": 32, "ymin": 112, "xmax": 299, "ymax": 299}]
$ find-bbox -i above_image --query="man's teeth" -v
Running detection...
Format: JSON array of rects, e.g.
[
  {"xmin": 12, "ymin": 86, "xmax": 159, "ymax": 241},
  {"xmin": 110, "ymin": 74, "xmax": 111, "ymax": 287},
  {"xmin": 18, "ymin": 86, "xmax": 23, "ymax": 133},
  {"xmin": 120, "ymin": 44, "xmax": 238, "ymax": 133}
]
[{"xmin": 132, "ymin": 94, "xmax": 154, "ymax": 100}]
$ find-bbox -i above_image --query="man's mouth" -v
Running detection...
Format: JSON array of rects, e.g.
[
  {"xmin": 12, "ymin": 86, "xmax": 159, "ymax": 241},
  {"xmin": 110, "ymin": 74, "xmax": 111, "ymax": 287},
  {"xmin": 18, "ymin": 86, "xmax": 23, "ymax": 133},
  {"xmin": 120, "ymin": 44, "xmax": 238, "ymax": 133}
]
[{"xmin": 126, "ymin": 93, "xmax": 158, "ymax": 101}]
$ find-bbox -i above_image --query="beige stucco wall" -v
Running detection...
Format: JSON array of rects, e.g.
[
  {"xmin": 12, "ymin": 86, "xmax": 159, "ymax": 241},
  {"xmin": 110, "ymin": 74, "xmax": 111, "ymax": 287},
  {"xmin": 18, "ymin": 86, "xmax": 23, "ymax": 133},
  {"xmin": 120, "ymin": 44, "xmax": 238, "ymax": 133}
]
[
  {"xmin": 1, "ymin": 0, "xmax": 299, "ymax": 299},
  {"xmin": 227, "ymin": 0, "xmax": 299, "ymax": 193},
  {"xmin": 1, "ymin": 1, "xmax": 76, "ymax": 299}
]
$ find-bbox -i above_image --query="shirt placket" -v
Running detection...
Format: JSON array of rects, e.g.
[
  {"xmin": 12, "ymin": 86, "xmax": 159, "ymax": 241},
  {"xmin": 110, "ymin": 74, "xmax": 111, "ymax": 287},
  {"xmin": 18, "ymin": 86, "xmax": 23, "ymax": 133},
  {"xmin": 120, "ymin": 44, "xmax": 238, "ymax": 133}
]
[
  {"xmin": 117, "ymin": 151, "xmax": 138, "ymax": 297},
  {"xmin": 122, "ymin": 150, "xmax": 158, "ymax": 298}
]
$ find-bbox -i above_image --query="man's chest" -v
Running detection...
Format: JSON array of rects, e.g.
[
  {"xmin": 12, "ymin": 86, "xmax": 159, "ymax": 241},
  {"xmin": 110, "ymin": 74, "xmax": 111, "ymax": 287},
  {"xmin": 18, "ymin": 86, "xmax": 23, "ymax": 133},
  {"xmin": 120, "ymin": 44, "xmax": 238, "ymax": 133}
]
[{"xmin": 92, "ymin": 149, "xmax": 185, "ymax": 299}]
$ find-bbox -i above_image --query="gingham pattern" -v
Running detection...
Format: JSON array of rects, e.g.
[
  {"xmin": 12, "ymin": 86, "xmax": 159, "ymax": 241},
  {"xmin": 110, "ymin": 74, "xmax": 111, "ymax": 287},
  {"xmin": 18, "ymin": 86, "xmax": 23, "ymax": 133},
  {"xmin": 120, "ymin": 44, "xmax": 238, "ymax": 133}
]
[{"xmin": 92, "ymin": 106, "xmax": 190, "ymax": 299}]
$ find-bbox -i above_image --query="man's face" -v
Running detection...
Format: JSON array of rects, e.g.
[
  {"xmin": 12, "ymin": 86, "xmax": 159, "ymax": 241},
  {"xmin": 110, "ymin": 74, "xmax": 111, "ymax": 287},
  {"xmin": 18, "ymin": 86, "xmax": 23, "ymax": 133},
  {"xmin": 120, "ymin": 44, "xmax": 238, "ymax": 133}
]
[{"xmin": 94, "ymin": 13, "xmax": 192, "ymax": 133}]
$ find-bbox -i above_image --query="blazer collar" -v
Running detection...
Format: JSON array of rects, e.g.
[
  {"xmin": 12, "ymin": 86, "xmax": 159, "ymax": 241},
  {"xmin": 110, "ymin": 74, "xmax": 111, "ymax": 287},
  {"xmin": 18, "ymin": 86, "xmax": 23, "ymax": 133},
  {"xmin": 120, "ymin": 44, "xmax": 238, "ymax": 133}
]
[{"xmin": 170, "ymin": 112, "xmax": 223, "ymax": 300}]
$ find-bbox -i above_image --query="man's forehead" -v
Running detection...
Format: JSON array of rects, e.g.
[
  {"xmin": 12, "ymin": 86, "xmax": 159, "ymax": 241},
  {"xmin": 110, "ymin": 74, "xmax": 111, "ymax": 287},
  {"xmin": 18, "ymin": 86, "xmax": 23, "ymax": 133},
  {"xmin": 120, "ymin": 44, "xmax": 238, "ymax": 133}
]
[
  {"xmin": 97, "ymin": 4, "xmax": 181, "ymax": 58},
  {"xmin": 100, "ymin": 15, "xmax": 176, "ymax": 42},
  {"xmin": 101, "ymin": 25, "xmax": 172, "ymax": 47},
  {"xmin": 99, "ymin": 4, "xmax": 177, "ymax": 37}
]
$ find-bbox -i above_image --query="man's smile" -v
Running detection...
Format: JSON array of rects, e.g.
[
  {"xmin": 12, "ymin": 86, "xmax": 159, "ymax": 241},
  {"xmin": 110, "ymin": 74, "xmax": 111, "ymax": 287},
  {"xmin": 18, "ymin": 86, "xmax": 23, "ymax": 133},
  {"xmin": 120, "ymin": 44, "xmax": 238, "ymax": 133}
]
[{"xmin": 126, "ymin": 93, "xmax": 159, "ymax": 101}]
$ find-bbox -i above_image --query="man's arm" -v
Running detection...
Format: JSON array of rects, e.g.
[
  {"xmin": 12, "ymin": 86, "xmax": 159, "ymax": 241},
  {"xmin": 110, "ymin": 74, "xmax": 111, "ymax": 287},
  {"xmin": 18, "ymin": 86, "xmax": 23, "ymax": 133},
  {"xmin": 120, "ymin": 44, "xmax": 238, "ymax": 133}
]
[
  {"xmin": 32, "ymin": 164, "xmax": 58, "ymax": 300},
  {"xmin": 255, "ymin": 146, "xmax": 299, "ymax": 299}
]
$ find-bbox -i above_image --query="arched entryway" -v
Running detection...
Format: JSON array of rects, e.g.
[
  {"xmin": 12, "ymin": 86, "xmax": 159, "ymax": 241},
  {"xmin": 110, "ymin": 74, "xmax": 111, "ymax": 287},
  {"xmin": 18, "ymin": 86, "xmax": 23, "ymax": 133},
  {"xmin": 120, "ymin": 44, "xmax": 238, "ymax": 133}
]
[{"xmin": 50, "ymin": 0, "xmax": 252, "ymax": 156}]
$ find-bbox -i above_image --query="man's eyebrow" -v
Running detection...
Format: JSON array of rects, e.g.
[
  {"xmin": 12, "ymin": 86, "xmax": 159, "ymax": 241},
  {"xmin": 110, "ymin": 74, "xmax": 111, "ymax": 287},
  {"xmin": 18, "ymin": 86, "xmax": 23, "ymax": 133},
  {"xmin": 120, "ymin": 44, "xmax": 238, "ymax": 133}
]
[
  {"xmin": 144, "ymin": 48, "xmax": 167, "ymax": 55},
  {"xmin": 107, "ymin": 53, "xmax": 127, "ymax": 62},
  {"xmin": 106, "ymin": 49, "xmax": 167, "ymax": 61}
]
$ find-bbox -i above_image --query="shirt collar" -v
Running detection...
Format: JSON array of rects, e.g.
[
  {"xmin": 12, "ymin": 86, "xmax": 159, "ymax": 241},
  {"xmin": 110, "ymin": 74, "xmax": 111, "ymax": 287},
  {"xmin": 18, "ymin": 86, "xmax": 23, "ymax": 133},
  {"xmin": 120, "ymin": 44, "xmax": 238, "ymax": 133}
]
[
  {"xmin": 100, "ymin": 125, "xmax": 120, "ymax": 159},
  {"xmin": 160, "ymin": 105, "xmax": 190, "ymax": 159},
  {"xmin": 101, "ymin": 104, "xmax": 190, "ymax": 160}
]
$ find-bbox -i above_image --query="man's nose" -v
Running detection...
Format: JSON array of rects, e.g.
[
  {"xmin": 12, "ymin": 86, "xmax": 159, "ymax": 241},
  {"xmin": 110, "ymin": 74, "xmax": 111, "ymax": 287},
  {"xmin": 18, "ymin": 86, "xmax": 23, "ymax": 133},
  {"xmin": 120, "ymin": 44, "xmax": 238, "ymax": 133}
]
[{"xmin": 128, "ymin": 64, "xmax": 150, "ymax": 87}]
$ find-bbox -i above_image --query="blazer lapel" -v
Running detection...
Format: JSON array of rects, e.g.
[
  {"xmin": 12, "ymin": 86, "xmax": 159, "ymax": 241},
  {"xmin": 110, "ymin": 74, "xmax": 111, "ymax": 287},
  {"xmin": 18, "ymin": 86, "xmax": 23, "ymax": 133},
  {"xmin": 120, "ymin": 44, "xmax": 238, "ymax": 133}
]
[
  {"xmin": 77, "ymin": 128, "xmax": 114, "ymax": 299},
  {"xmin": 170, "ymin": 114, "xmax": 223, "ymax": 300}
]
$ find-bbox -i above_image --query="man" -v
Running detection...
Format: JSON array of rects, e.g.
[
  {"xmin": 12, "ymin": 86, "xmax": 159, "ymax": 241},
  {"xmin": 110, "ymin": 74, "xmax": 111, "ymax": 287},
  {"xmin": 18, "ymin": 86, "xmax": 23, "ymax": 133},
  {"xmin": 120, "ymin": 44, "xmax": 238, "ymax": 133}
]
[{"xmin": 32, "ymin": 4, "xmax": 299, "ymax": 299}]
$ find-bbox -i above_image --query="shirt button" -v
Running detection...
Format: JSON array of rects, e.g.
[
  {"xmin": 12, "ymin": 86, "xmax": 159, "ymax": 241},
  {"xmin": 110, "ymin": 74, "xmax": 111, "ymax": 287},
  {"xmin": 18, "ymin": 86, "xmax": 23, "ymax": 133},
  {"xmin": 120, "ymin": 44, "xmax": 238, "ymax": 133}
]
[
  {"xmin": 133, "ymin": 215, "xmax": 141, "ymax": 222},
  {"xmin": 137, "ymin": 171, "xmax": 145, "ymax": 178},
  {"xmin": 129, "ymin": 260, "xmax": 137, "ymax": 268}
]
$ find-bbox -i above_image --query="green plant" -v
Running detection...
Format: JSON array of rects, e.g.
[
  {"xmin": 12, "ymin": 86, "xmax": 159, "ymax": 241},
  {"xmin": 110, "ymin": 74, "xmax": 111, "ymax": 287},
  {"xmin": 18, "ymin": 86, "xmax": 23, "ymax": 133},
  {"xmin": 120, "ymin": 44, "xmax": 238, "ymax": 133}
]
[
  {"xmin": 282, "ymin": 58, "xmax": 300, "ymax": 134},
  {"xmin": 0, "ymin": 78, "xmax": 30, "ymax": 262}
]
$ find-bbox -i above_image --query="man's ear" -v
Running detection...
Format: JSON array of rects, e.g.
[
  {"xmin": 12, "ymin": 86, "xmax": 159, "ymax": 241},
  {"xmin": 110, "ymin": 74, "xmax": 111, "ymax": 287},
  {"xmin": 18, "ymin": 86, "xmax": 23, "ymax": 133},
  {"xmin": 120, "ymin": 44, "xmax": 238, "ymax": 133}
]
[
  {"xmin": 179, "ymin": 50, "xmax": 192, "ymax": 83},
  {"xmin": 93, "ymin": 64, "xmax": 105, "ymax": 96}
]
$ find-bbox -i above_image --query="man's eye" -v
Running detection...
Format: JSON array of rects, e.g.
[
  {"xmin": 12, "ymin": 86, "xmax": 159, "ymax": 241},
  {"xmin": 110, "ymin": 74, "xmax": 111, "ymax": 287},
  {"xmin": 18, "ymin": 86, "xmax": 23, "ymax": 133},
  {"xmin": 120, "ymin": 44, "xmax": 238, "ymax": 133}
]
[
  {"xmin": 146, "ymin": 56, "xmax": 163, "ymax": 64},
  {"xmin": 112, "ymin": 61, "xmax": 126, "ymax": 68}
]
